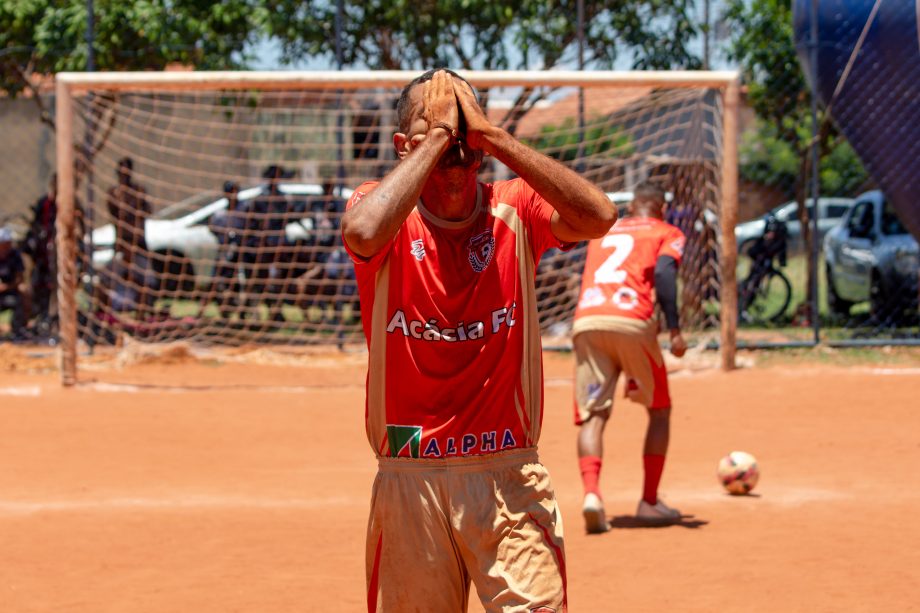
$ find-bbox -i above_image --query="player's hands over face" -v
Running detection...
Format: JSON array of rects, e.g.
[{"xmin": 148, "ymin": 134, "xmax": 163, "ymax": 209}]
[
  {"xmin": 423, "ymin": 70, "xmax": 459, "ymax": 136},
  {"xmin": 452, "ymin": 79, "xmax": 492, "ymax": 151},
  {"xmin": 669, "ymin": 331, "xmax": 688, "ymax": 358}
]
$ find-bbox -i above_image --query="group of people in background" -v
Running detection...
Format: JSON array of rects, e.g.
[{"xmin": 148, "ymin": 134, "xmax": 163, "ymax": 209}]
[
  {"xmin": 201, "ymin": 165, "xmax": 357, "ymax": 331},
  {"xmin": 1, "ymin": 158, "xmax": 360, "ymax": 342},
  {"xmin": 0, "ymin": 172, "xmax": 70, "ymax": 341}
]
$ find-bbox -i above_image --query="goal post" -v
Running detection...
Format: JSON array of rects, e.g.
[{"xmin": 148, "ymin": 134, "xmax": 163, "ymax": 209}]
[{"xmin": 54, "ymin": 70, "xmax": 740, "ymax": 385}]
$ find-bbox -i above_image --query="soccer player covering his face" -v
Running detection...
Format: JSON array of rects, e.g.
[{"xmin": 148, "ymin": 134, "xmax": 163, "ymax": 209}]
[
  {"xmin": 341, "ymin": 69, "xmax": 615, "ymax": 611},
  {"xmin": 572, "ymin": 182, "xmax": 688, "ymax": 534}
]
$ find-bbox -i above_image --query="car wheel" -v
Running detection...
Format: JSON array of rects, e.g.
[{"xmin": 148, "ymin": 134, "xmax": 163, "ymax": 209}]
[
  {"xmin": 825, "ymin": 265, "xmax": 852, "ymax": 318},
  {"xmin": 869, "ymin": 271, "xmax": 895, "ymax": 326}
]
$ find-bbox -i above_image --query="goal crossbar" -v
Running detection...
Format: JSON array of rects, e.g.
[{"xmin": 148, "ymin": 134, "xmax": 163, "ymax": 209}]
[{"xmin": 56, "ymin": 69, "xmax": 739, "ymax": 92}]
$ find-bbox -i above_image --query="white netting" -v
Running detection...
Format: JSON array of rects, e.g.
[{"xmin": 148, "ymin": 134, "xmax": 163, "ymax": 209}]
[{"xmin": 60, "ymin": 73, "xmax": 726, "ymax": 355}]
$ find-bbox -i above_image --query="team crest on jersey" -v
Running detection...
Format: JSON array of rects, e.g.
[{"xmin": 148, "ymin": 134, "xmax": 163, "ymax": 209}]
[
  {"xmin": 671, "ymin": 237, "xmax": 686, "ymax": 255},
  {"xmin": 410, "ymin": 239, "xmax": 426, "ymax": 261},
  {"xmin": 468, "ymin": 230, "xmax": 495, "ymax": 272}
]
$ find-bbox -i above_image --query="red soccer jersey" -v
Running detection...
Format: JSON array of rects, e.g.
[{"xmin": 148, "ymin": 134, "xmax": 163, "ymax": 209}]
[
  {"xmin": 574, "ymin": 216, "xmax": 685, "ymax": 324},
  {"xmin": 345, "ymin": 179, "xmax": 567, "ymax": 459}
]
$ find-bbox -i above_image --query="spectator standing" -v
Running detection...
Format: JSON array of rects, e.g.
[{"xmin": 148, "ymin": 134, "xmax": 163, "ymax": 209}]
[
  {"xmin": 23, "ymin": 173, "xmax": 58, "ymax": 330},
  {"xmin": 0, "ymin": 227, "xmax": 30, "ymax": 340},
  {"xmin": 106, "ymin": 157, "xmax": 151, "ymax": 257},
  {"xmin": 203, "ymin": 181, "xmax": 248, "ymax": 319}
]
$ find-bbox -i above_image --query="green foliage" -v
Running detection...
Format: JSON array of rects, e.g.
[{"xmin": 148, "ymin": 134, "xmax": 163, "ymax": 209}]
[
  {"xmin": 725, "ymin": 0, "xmax": 808, "ymax": 142},
  {"xmin": 740, "ymin": 118, "xmax": 870, "ymax": 198},
  {"xmin": 264, "ymin": 0, "xmax": 702, "ymax": 71},
  {"xmin": 820, "ymin": 136, "xmax": 870, "ymax": 197},
  {"xmin": 0, "ymin": 0, "xmax": 264, "ymax": 97},
  {"xmin": 727, "ymin": 0, "xmax": 870, "ymax": 197},
  {"xmin": 525, "ymin": 116, "xmax": 634, "ymax": 163}
]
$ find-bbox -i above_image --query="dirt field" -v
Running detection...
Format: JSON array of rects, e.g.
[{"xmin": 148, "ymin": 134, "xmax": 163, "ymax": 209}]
[{"xmin": 1, "ymin": 346, "xmax": 919, "ymax": 612}]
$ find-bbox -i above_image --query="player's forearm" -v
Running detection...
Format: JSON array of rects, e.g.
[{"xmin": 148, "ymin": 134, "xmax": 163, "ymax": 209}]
[
  {"xmin": 342, "ymin": 131, "xmax": 451, "ymax": 258},
  {"xmin": 481, "ymin": 127, "xmax": 616, "ymax": 239},
  {"xmin": 655, "ymin": 256, "xmax": 680, "ymax": 330}
]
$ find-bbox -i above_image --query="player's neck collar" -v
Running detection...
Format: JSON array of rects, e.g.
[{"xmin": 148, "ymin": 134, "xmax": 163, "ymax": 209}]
[{"xmin": 417, "ymin": 183, "xmax": 483, "ymax": 229}]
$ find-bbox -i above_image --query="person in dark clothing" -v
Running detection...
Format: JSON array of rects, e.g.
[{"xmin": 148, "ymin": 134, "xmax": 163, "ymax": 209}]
[
  {"xmin": 0, "ymin": 227, "xmax": 30, "ymax": 339},
  {"xmin": 740, "ymin": 213, "xmax": 788, "ymax": 315},
  {"xmin": 250, "ymin": 165, "xmax": 293, "ymax": 323},
  {"xmin": 23, "ymin": 173, "xmax": 58, "ymax": 330},
  {"xmin": 106, "ymin": 157, "xmax": 151, "ymax": 256},
  {"xmin": 202, "ymin": 181, "xmax": 249, "ymax": 319}
]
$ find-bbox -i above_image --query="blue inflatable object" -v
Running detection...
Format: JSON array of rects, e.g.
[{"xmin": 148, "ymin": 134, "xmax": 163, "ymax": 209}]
[{"xmin": 793, "ymin": 0, "xmax": 920, "ymax": 240}]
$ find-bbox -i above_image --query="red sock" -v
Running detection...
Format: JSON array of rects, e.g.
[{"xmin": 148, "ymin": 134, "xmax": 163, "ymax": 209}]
[
  {"xmin": 643, "ymin": 454, "xmax": 666, "ymax": 505},
  {"xmin": 579, "ymin": 455, "xmax": 603, "ymax": 497}
]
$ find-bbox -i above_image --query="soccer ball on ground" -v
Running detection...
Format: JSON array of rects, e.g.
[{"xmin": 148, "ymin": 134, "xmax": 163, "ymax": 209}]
[{"xmin": 717, "ymin": 451, "xmax": 760, "ymax": 495}]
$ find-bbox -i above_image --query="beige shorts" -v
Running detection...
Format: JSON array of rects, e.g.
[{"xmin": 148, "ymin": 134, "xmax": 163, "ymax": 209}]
[
  {"xmin": 366, "ymin": 448, "xmax": 567, "ymax": 612},
  {"xmin": 573, "ymin": 318, "xmax": 671, "ymax": 424}
]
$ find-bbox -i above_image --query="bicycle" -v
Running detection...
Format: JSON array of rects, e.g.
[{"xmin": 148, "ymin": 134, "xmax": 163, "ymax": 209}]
[{"xmin": 737, "ymin": 214, "xmax": 792, "ymax": 324}]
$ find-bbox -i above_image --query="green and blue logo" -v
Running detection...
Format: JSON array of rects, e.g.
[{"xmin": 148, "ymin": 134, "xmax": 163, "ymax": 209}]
[{"xmin": 386, "ymin": 425, "xmax": 422, "ymax": 458}]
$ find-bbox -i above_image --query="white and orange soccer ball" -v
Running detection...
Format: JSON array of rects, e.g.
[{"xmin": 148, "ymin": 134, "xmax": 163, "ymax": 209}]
[{"xmin": 717, "ymin": 451, "xmax": 760, "ymax": 495}]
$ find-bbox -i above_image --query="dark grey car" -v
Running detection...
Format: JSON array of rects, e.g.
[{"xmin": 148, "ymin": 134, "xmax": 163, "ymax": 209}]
[{"xmin": 823, "ymin": 190, "xmax": 919, "ymax": 320}]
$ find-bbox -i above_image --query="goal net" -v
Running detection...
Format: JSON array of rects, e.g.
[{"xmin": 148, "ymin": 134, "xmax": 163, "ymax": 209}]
[{"xmin": 55, "ymin": 71, "xmax": 739, "ymax": 384}]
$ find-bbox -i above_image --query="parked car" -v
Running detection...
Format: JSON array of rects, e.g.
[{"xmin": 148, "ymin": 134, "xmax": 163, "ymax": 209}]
[
  {"xmin": 735, "ymin": 197, "xmax": 854, "ymax": 253},
  {"xmin": 89, "ymin": 183, "xmax": 352, "ymax": 289},
  {"xmin": 823, "ymin": 190, "xmax": 919, "ymax": 319}
]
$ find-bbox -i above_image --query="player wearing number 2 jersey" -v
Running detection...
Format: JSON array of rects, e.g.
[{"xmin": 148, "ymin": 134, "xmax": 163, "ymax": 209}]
[
  {"xmin": 572, "ymin": 182, "xmax": 688, "ymax": 533},
  {"xmin": 342, "ymin": 69, "xmax": 615, "ymax": 611}
]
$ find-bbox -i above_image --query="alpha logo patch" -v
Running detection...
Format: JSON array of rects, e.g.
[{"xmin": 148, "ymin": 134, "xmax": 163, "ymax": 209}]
[
  {"xmin": 468, "ymin": 230, "xmax": 495, "ymax": 272},
  {"xmin": 386, "ymin": 425, "xmax": 422, "ymax": 458}
]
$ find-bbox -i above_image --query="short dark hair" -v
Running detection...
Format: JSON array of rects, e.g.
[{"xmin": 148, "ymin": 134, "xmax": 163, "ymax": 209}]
[
  {"xmin": 395, "ymin": 68, "xmax": 477, "ymax": 133},
  {"xmin": 262, "ymin": 164, "xmax": 283, "ymax": 180},
  {"xmin": 223, "ymin": 180, "xmax": 240, "ymax": 194},
  {"xmin": 632, "ymin": 181, "xmax": 666, "ymax": 206},
  {"xmin": 117, "ymin": 157, "xmax": 133, "ymax": 171}
]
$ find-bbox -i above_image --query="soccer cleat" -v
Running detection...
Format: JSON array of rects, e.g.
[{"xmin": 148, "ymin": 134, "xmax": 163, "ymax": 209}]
[
  {"xmin": 636, "ymin": 499, "xmax": 681, "ymax": 524},
  {"xmin": 582, "ymin": 492, "xmax": 609, "ymax": 534}
]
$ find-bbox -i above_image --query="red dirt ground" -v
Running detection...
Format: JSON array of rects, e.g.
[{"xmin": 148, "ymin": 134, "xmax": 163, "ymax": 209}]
[{"xmin": 1, "ymin": 348, "xmax": 919, "ymax": 612}]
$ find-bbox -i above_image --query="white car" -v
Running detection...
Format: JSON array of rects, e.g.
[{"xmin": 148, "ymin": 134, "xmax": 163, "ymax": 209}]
[
  {"xmin": 735, "ymin": 198, "xmax": 854, "ymax": 252},
  {"xmin": 90, "ymin": 183, "xmax": 353, "ymax": 289}
]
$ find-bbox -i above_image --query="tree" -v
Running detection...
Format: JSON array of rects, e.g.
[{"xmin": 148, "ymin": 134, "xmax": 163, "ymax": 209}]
[
  {"xmin": 1, "ymin": 0, "xmax": 264, "ymax": 128},
  {"xmin": 265, "ymin": 0, "xmax": 702, "ymax": 132},
  {"xmin": 740, "ymin": 118, "xmax": 869, "ymax": 199},
  {"xmin": 726, "ymin": 0, "xmax": 865, "ymax": 319},
  {"xmin": 525, "ymin": 116, "xmax": 634, "ymax": 163}
]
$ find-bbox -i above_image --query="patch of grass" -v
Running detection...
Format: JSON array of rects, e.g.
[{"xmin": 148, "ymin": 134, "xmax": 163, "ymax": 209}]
[{"xmin": 744, "ymin": 344, "xmax": 920, "ymax": 367}]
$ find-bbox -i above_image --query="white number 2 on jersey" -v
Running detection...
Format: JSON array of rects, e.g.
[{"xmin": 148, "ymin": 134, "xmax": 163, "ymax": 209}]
[{"xmin": 593, "ymin": 234, "xmax": 635, "ymax": 285}]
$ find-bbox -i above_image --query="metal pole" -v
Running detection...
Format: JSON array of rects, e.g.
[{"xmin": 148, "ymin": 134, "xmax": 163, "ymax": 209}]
[
  {"xmin": 83, "ymin": 0, "xmax": 97, "ymax": 353},
  {"xmin": 575, "ymin": 0, "xmax": 586, "ymax": 174},
  {"xmin": 720, "ymin": 78, "xmax": 741, "ymax": 371},
  {"xmin": 335, "ymin": 0, "xmax": 345, "ymax": 190},
  {"xmin": 703, "ymin": 0, "xmax": 711, "ymax": 70},
  {"xmin": 809, "ymin": 0, "xmax": 821, "ymax": 343},
  {"xmin": 86, "ymin": 0, "xmax": 95, "ymax": 71}
]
